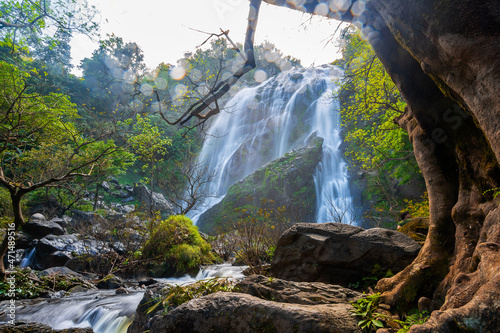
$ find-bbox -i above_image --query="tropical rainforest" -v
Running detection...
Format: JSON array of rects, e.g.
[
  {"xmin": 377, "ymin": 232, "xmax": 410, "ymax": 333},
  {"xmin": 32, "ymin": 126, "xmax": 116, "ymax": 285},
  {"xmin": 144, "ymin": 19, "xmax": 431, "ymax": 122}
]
[{"xmin": 0, "ymin": 0, "xmax": 498, "ymax": 333}]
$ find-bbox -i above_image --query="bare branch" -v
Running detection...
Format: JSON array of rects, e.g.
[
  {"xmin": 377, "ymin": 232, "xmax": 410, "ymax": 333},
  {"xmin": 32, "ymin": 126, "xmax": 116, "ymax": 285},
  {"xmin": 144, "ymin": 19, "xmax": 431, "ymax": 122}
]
[{"xmin": 160, "ymin": 0, "xmax": 262, "ymax": 127}]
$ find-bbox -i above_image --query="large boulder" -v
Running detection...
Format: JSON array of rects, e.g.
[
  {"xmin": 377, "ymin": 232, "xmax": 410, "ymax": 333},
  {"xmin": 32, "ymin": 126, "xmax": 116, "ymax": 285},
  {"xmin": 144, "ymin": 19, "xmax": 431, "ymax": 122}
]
[
  {"xmin": 68, "ymin": 210, "xmax": 106, "ymax": 230},
  {"xmin": 128, "ymin": 274, "xmax": 362, "ymax": 333},
  {"xmin": 131, "ymin": 292, "xmax": 361, "ymax": 333},
  {"xmin": 271, "ymin": 223, "xmax": 421, "ymax": 285},
  {"xmin": 197, "ymin": 134, "xmax": 324, "ymax": 234},
  {"xmin": 22, "ymin": 214, "xmax": 65, "ymax": 238},
  {"xmin": 133, "ymin": 184, "xmax": 173, "ymax": 214},
  {"xmin": 32, "ymin": 234, "xmax": 112, "ymax": 270}
]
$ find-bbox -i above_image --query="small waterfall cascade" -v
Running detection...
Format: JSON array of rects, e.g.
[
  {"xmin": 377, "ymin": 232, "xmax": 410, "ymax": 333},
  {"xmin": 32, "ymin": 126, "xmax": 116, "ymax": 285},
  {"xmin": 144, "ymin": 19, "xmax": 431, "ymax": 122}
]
[
  {"xmin": 189, "ymin": 66, "xmax": 355, "ymax": 224},
  {"xmin": 19, "ymin": 247, "xmax": 36, "ymax": 268},
  {"xmin": 1, "ymin": 264, "xmax": 247, "ymax": 333}
]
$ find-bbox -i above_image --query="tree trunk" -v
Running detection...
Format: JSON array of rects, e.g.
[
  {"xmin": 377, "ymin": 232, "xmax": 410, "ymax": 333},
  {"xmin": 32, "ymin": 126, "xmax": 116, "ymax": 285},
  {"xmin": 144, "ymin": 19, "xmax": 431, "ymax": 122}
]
[{"xmin": 260, "ymin": 0, "xmax": 500, "ymax": 331}]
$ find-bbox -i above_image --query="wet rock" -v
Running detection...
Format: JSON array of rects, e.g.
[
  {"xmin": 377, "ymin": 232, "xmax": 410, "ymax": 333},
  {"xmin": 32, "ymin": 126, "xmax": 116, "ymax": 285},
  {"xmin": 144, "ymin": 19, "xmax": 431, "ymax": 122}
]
[
  {"xmin": 34, "ymin": 234, "xmax": 111, "ymax": 270},
  {"xmin": 138, "ymin": 278, "xmax": 158, "ymax": 287},
  {"xmin": 271, "ymin": 223, "xmax": 421, "ymax": 285},
  {"xmin": 115, "ymin": 287, "xmax": 129, "ymax": 294}
]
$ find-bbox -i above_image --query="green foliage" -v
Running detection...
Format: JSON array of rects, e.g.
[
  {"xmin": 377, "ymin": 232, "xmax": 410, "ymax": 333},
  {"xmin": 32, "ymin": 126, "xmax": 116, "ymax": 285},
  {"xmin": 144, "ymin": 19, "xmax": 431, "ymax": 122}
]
[
  {"xmin": 484, "ymin": 187, "xmax": 500, "ymax": 202},
  {"xmin": 0, "ymin": 268, "xmax": 93, "ymax": 300},
  {"xmin": 147, "ymin": 278, "xmax": 238, "ymax": 314},
  {"xmin": 335, "ymin": 27, "xmax": 425, "ymax": 225},
  {"xmin": 350, "ymin": 293, "xmax": 386, "ymax": 332},
  {"xmin": 0, "ymin": 0, "xmax": 98, "ymax": 51},
  {"xmin": 394, "ymin": 310, "xmax": 429, "ymax": 333},
  {"xmin": 142, "ymin": 215, "xmax": 216, "ymax": 276},
  {"xmin": 403, "ymin": 192, "xmax": 430, "ymax": 218}
]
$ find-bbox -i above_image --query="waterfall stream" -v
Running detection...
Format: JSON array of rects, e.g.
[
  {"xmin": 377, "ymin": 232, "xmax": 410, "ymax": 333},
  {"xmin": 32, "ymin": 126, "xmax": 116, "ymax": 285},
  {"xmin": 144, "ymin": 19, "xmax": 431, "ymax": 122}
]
[
  {"xmin": 190, "ymin": 66, "xmax": 354, "ymax": 224},
  {"xmin": 0, "ymin": 264, "xmax": 247, "ymax": 332}
]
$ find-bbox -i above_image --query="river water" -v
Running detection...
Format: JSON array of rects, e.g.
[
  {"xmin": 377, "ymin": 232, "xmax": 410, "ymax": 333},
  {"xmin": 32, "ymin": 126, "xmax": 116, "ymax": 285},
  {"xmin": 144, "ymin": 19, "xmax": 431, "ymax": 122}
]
[{"xmin": 0, "ymin": 264, "xmax": 247, "ymax": 332}]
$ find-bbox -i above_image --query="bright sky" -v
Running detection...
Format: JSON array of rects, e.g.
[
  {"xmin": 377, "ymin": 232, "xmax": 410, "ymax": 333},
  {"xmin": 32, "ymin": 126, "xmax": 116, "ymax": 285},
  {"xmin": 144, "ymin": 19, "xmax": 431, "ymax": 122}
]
[{"xmin": 70, "ymin": 0, "xmax": 348, "ymax": 73}]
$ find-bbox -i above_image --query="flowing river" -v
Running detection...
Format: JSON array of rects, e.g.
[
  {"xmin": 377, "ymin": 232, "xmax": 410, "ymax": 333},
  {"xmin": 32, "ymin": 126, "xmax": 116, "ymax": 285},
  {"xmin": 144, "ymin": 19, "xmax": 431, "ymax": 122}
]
[{"xmin": 0, "ymin": 264, "xmax": 247, "ymax": 332}]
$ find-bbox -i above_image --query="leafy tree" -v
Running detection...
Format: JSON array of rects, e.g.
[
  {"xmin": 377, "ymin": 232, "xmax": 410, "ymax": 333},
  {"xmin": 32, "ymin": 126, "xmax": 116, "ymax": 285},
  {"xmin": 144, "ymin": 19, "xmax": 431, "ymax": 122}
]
[
  {"xmin": 334, "ymin": 27, "xmax": 425, "ymax": 225},
  {"xmin": 0, "ymin": 61, "xmax": 132, "ymax": 276},
  {"xmin": 127, "ymin": 114, "xmax": 171, "ymax": 214},
  {"xmin": 80, "ymin": 34, "xmax": 146, "ymax": 120},
  {"xmin": 0, "ymin": 0, "xmax": 98, "ymax": 48}
]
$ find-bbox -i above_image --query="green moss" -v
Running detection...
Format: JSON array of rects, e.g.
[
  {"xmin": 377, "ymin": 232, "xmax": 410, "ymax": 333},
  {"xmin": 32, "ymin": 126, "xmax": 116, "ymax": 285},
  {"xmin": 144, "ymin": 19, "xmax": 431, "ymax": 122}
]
[{"xmin": 142, "ymin": 215, "xmax": 216, "ymax": 276}]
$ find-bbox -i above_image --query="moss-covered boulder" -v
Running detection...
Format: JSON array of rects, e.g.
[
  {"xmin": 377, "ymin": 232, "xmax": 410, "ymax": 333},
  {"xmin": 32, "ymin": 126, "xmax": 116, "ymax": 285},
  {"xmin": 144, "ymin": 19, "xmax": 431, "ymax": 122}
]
[
  {"xmin": 141, "ymin": 215, "xmax": 217, "ymax": 276},
  {"xmin": 197, "ymin": 134, "xmax": 324, "ymax": 234}
]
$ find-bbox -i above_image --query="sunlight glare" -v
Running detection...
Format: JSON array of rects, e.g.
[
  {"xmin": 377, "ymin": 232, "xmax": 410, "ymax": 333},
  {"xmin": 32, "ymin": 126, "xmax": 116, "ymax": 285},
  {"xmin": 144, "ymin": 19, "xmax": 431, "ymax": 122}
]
[{"xmin": 170, "ymin": 66, "xmax": 186, "ymax": 80}]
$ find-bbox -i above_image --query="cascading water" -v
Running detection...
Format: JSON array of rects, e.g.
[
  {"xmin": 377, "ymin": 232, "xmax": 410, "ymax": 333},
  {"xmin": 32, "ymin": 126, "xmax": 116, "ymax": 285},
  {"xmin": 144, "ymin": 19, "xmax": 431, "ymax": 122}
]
[
  {"xmin": 0, "ymin": 264, "xmax": 247, "ymax": 332},
  {"xmin": 20, "ymin": 248, "xmax": 36, "ymax": 268},
  {"xmin": 312, "ymin": 80, "xmax": 355, "ymax": 224},
  {"xmin": 190, "ymin": 66, "xmax": 355, "ymax": 224}
]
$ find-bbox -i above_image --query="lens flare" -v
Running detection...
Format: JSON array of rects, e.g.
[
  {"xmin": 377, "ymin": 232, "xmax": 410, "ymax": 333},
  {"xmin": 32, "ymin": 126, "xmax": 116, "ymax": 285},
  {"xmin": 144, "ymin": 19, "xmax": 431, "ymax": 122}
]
[
  {"xmin": 314, "ymin": 2, "xmax": 330, "ymax": 16},
  {"xmin": 170, "ymin": 66, "xmax": 186, "ymax": 80},
  {"xmin": 254, "ymin": 70, "xmax": 268, "ymax": 83},
  {"xmin": 330, "ymin": 0, "xmax": 351, "ymax": 12},
  {"xmin": 155, "ymin": 77, "xmax": 168, "ymax": 90},
  {"xmin": 140, "ymin": 83, "xmax": 154, "ymax": 96}
]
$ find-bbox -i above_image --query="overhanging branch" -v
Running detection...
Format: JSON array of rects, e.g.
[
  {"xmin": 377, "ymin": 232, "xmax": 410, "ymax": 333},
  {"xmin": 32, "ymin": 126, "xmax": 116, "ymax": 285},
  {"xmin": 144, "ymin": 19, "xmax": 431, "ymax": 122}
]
[{"xmin": 161, "ymin": 0, "xmax": 262, "ymax": 127}]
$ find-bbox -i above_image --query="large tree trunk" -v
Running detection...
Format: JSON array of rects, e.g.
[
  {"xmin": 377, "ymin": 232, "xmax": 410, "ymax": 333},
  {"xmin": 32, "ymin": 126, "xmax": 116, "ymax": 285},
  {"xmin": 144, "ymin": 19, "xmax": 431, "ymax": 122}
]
[{"xmin": 261, "ymin": 0, "xmax": 500, "ymax": 331}]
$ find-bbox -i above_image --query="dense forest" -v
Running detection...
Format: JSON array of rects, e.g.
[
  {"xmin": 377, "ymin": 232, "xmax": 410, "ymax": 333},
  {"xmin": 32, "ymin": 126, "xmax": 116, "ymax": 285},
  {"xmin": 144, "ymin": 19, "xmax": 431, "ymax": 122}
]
[
  {"xmin": 0, "ymin": 0, "xmax": 425, "ymax": 277},
  {"xmin": 1, "ymin": 0, "xmax": 498, "ymax": 332}
]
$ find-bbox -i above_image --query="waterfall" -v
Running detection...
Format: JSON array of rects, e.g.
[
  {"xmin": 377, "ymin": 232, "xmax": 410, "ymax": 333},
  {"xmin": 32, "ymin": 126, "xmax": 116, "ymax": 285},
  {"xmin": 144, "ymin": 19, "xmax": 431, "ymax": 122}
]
[
  {"xmin": 20, "ymin": 248, "xmax": 36, "ymax": 268},
  {"xmin": 189, "ymin": 66, "xmax": 355, "ymax": 224},
  {"xmin": 1, "ymin": 264, "xmax": 247, "ymax": 332},
  {"xmin": 312, "ymin": 84, "xmax": 355, "ymax": 224}
]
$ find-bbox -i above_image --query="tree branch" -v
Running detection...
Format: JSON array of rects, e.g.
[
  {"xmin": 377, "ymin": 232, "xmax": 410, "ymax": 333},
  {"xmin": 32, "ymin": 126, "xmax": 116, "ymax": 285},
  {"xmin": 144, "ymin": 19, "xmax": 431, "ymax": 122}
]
[{"xmin": 160, "ymin": 0, "xmax": 262, "ymax": 127}]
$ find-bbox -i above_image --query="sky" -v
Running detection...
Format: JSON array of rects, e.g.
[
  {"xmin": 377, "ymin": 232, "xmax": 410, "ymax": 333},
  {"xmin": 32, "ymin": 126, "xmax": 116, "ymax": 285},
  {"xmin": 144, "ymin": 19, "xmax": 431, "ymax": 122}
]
[{"xmin": 70, "ymin": 0, "xmax": 349, "ymax": 73}]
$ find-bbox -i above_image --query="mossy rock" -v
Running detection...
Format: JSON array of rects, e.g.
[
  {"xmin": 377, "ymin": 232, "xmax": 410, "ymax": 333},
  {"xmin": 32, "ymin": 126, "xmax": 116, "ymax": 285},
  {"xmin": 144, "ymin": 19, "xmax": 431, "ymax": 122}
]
[
  {"xmin": 197, "ymin": 134, "xmax": 324, "ymax": 234},
  {"xmin": 141, "ymin": 215, "xmax": 217, "ymax": 276},
  {"xmin": 398, "ymin": 217, "xmax": 429, "ymax": 245}
]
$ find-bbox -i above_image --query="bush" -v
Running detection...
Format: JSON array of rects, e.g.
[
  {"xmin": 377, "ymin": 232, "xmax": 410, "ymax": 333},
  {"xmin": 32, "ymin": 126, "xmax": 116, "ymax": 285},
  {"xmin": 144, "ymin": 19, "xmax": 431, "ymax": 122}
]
[{"xmin": 142, "ymin": 215, "xmax": 216, "ymax": 276}]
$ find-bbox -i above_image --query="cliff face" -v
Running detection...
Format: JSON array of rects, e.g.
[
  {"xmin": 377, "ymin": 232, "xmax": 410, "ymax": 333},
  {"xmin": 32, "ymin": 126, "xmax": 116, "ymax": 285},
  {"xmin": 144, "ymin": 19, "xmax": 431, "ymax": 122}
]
[{"xmin": 262, "ymin": 1, "xmax": 500, "ymax": 331}]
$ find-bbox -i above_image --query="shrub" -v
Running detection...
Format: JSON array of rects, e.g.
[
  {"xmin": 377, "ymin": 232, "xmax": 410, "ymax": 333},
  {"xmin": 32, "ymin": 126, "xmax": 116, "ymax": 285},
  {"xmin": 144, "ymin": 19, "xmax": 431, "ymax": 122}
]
[
  {"xmin": 142, "ymin": 215, "xmax": 216, "ymax": 276},
  {"xmin": 147, "ymin": 277, "xmax": 238, "ymax": 314}
]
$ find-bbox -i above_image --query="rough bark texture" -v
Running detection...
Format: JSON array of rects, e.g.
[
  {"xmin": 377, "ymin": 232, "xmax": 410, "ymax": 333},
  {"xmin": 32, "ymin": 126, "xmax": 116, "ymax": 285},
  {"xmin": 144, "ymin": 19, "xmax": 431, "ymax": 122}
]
[{"xmin": 261, "ymin": 0, "xmax": 500, "ymax": 331}]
